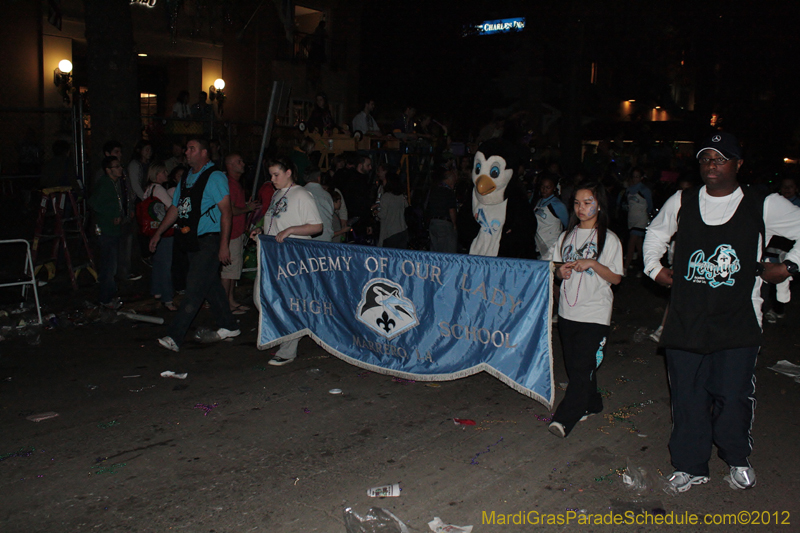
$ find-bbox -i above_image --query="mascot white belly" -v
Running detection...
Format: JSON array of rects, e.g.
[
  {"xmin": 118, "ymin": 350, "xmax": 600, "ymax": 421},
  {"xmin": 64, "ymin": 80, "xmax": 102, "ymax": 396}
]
[
  {"xmin": 468, "ymin": 139, "xmax": 514, "ymax": 257},
  {"xmin": 469, "ymin": 195, "xmax": 507, "ymax": 256}
]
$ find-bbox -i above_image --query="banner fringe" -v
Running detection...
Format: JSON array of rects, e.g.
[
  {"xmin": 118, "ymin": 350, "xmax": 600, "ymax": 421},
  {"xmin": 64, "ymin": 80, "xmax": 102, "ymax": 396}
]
[{"xmin": 258, "ymin": 330, "xmax": 553, "ymax": 410}]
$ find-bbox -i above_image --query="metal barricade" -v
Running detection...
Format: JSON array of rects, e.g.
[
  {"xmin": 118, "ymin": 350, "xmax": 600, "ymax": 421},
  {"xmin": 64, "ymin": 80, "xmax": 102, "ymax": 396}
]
[{"xmin": 0, "ymin": 239, "xmax": 43, "ymax": 325}]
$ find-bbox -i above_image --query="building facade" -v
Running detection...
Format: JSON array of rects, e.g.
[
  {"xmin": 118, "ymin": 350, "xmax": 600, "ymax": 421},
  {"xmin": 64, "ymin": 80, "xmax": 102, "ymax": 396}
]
[{"xmin": 1, "ymin": 0, "xmax": 365, "ymax": 174}]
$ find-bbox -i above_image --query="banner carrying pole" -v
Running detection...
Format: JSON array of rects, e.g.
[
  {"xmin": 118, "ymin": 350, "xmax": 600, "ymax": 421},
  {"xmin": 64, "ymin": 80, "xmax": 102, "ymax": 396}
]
[{"xmin": 251, "ymin": 81, "xmax": 291, "ymax": 201}]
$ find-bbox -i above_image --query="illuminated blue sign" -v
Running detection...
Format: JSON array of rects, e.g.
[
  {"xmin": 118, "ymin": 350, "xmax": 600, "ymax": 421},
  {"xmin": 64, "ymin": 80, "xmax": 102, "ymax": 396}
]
[{"xmin": 475, "ymin": 17, "xmax": 526, "ymax": 35}]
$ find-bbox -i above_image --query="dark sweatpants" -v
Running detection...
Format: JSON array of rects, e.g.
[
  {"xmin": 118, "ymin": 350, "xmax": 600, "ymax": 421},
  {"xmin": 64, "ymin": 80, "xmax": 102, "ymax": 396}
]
[
  {"xmin": 553, "ymin": 317, "xmax": 608, "ymax": 435},
  {"xmin": 666, "ymin": 347, "xmax": 758, "ymax": 477}
]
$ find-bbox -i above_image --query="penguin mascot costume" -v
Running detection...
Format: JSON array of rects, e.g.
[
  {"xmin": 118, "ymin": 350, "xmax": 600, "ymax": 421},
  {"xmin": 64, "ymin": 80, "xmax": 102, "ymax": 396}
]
[{"xmin": 463, "ymin": 138, "xmax": 537, "ymax": 259}]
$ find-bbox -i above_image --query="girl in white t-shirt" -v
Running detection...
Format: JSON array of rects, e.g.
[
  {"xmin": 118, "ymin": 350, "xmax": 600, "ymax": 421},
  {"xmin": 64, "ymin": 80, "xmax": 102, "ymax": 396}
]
[
  {"xmin": 250, "ymin": 157, "xmax": 323, "ymax": 366},
  {"xmin": 549, "ymin": 181, "xmax": 623, "ymax": 438},
  {"xmin": 143, "ymin": 163, "xmax": 177, "ymax": 311}
]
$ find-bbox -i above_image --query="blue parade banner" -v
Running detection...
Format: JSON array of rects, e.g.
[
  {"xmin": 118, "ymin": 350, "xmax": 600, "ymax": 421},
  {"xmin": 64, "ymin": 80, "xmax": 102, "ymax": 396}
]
[{"xmin": 256, "ymin": 236, "xmax": 554, "ymax": 408}]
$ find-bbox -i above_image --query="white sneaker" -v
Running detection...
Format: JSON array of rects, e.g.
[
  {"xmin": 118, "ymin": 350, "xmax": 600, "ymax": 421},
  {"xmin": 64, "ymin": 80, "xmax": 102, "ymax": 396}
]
[
  {"xmin": 579, "ymin": 410, "xmax": 601, "ymax": 422},
  {"xmin": 268, "ymin": 354, "xmax": 296, "ymax": 366},
  {"xmin": 648, "ymin": 326, "xmax": 663, "ymax": 343},
  {"xmin": 667, "ymin": 471, "xmax": 709, "ymax": 493},
  {"xmin": 548, "ymin": 421, "xmax": 566, "ymax": 438},
  {"xmin": 101, "ymin": 298, "xmax": 123, "ymax": 311},
  {"xmin": 729, "ymin": 466, "xmax": 756, "ymax": 489},
  {"xmin": 158, "ymin": 336, "xmax": 179, "ymax": 352},
  {"xmin": 216, "ymin": 328, "xmax": 241, "ymax": 340},
  {"xmin": 764, "ymin": 310, "xmax": 783, "ymax": 324}
]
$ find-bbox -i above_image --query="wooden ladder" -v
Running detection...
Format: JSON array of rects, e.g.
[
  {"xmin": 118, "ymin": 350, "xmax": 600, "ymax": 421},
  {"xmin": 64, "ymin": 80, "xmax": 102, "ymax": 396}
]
[{"xmin": 31, "ymin": 186, "xmax": 97, "ymax": 290}]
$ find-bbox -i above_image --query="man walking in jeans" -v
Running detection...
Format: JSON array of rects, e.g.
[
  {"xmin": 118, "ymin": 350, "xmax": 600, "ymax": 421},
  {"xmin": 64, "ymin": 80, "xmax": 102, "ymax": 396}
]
[
  {"xmin": 150, "ymin": 137, "xmax": 239, "ymax": 351},
  {"xmin": 644, "ymin": 131, "xmax": 800, "ymax": 492}
]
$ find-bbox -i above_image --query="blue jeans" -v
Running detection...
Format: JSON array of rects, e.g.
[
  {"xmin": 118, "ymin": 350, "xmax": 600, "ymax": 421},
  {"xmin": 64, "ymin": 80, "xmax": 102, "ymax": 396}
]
[
  {"xmin": 97, "ymin": 234, "xmax": 120, "ymax": 304},
  {"xmin": 166, "ymin": 233, "xmax": 237, "ymax": 346},
  {"xmin": 151, "ymin": 236, "xmax": 174, "ymax": 301}
]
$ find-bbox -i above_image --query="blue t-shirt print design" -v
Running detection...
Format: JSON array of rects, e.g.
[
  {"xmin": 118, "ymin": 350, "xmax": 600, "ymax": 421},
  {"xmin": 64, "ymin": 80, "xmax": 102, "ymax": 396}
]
[
  {"xmin": 269, "ymin": 194, "xmax": 290, "ymax": 219},
  {"xmin": 685, "ymin": 244, "xmax": 740, "ymax": 288}
]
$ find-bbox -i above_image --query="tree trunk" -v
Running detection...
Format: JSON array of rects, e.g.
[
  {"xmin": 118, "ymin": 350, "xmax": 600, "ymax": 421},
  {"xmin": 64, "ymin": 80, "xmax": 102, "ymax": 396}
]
[{"xmin": 84, "ymin": 0, "xmax": 140, "ymax": 182}]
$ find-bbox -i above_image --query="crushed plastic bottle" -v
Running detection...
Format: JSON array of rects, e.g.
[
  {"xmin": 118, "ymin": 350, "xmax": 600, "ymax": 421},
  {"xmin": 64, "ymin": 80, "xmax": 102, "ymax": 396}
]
[
  {"xmin": 11, "ymin": 303, "xmax": 32, "ymax": 315},
  {"xmin": 117, "ymin": 311, "xmax": 164, "ymax": 325},
  {"xmin": 98, "ymin": 309, "xmax": 120, "ymax": 324},
  {"xmin": 14, "ymin": 326, "xmax": 42, "ymax": 346},
  {"xmin": 428, "ymin": 517, "xmax": 473, "ymax": 533},
  {"xmin": 344, "ymin": 507, "xmax": 410, "ymax": 533},
  {"xmin": 632, "ymin": 327, "xmax": 648, "ymax": 343},
  {"xmin": 193, "ymin": 327, "xmax": 221, "ymax": 343},
  {"xmin": 622, "ymin": 457, "xmax": 676, "ymax": 496}
]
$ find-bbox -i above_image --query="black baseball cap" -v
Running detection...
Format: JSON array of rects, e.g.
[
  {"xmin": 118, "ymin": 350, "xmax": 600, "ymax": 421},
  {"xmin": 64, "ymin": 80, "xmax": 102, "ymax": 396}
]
[{"xmin": 696, "ymin": 132, "xmax": 742, "ymax": 160}]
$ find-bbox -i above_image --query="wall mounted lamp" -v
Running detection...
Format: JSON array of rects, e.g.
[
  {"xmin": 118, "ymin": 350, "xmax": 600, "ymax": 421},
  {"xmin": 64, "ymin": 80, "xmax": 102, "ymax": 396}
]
[
  {"xmin": 54, "ymin": 59, "xmax": 73, "ymax": 104},
  {"xmin": 209, "ymin": 78, "xmax": 226, "ymax": 115}
]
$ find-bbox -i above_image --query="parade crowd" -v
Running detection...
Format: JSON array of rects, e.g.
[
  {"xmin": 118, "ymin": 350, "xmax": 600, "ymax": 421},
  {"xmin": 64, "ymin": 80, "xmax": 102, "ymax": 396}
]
[{"xmin": 64, "ymin": 100, "xmax": 800, "ymax": 497}]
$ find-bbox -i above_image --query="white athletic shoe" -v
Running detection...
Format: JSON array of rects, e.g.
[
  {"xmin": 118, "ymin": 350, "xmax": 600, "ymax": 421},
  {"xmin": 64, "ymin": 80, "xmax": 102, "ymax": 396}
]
[
  {"xmin": 216, "ymin": 328, "xmax": 241, "ymax": 340},
  {"xmin": 268, "ymin": 355, "xmax": 296, "ymax": 366},
  {"xmin": 667, "ymin": 471, "xmax": 709, "ymax": 493},
  {"xmin": 764, "ymin": 310, "xmax": 784, "ymax": 324},
  {"xmin": 548, "ymin": 421, "xmax": 566, "ymax": 438},
  {"xmin": 729, "ymin": 466, "xmax": 756, "ymax": 489},
  {"xmin": 158, "ymin": 336, "xmax": 180, "ymax": 352},
  {"xmin": 648, "ymin": 326, "xmax": 663, "ymax": 343}
]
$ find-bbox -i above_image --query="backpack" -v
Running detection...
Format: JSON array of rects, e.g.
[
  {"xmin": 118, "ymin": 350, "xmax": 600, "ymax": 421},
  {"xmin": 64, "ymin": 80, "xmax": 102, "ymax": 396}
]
[
  {"xmin": 174, "ymin": 165, "xmax": 217, "ymax": 252},
  {"xmin": 137, "ymin": 193, "xmax": 174, "ymax": 237}
]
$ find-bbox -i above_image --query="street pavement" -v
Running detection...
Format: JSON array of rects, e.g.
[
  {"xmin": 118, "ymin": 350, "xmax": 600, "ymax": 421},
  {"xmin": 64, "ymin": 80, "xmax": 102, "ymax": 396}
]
[{"xmin": 1, "ymin": 276, "xmax": 799, "ymax": 532}]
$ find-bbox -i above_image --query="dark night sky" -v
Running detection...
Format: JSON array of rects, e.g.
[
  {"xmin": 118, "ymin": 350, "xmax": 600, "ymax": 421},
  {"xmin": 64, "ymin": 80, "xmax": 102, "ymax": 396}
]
[{"xmin": 358, "ymin": 1, "xmax": 800, "ymax": 169}]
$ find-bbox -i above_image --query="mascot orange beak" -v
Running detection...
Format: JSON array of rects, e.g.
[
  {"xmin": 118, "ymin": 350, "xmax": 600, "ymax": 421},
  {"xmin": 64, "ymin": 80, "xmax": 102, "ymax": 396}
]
[{"xmin": 475, "ymin": 175, "xmax": 496, "ymax": 196}]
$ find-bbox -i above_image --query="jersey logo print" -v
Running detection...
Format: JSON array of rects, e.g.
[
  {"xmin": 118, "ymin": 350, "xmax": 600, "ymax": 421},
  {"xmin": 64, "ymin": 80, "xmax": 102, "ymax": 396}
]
[{"xmin": 684, "ymin": 244, "xmax": 740, "ymax": 288}]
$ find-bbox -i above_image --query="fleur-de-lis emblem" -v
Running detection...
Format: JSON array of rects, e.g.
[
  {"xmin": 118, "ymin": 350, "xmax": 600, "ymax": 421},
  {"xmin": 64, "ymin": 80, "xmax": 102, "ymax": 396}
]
[
  {"xmin": 477, "ymin": 208, "xmax": 501, "ymax": 235},
  {"xmin": 376, "ymin": 311, "xmax": 395, "ymax": 333}
]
